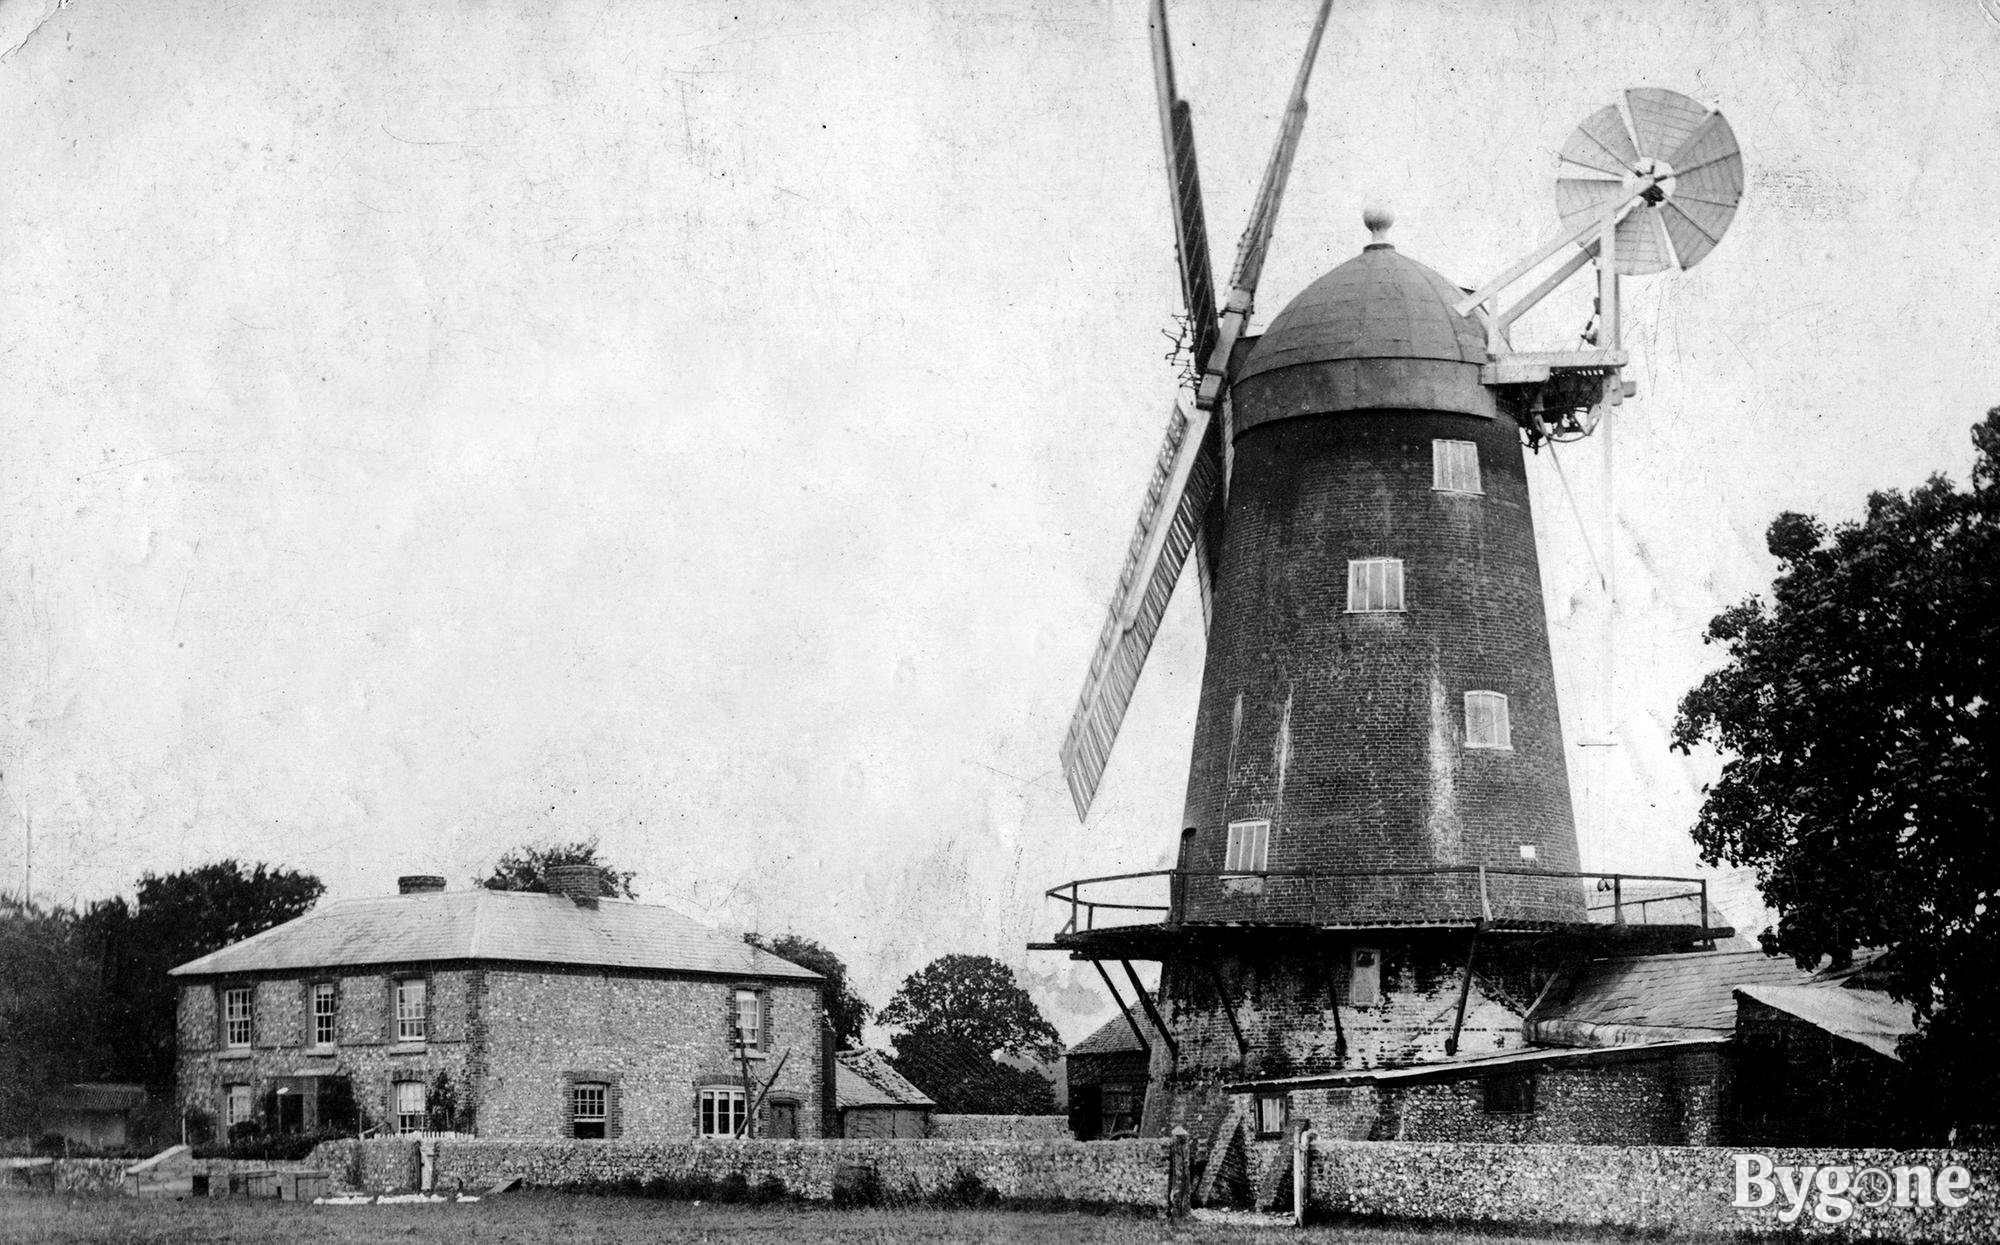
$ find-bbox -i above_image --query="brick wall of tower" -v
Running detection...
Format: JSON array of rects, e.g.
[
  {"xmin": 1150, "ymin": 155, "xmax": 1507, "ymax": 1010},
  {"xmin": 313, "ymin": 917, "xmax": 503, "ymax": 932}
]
[{"xmin": 1177, "ymin": 405, "xmax": 1581, "ymax": 925}]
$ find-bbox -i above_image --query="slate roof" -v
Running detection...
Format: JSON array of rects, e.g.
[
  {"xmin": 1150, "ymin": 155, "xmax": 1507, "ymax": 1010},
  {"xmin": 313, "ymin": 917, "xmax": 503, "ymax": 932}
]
[
  {"xmin": 168, "ymin": 888, "xmax": 821, "ymax": 981},
  {"xmin": 1068, "ymin": 1013, "xmax": 1158, "ymax": 1057},
  {"xmin": 1527, "ymin": 948, "xmax": 1819, "ymax": 1047},
  {"xmin": 835, "ymin": 1049, "xmax": 935, "ymax": 1111},
  {"xmin": 1736, "ymin": 984, "xmax": 1917, "ymax": 1062}
]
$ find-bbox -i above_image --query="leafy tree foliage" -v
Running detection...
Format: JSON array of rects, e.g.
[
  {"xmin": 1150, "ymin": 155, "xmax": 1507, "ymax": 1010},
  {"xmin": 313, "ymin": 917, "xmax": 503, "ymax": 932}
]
[
  {"xmin": 880, "ymin": 954, "xmax": 1062, "ymax": 1114},
  {"xmin": 890, "ymin": 1031, "xmax": 1058, "ymax": 1115},
  {"xmin": 1673, "ymin": 409, "xmax": 2000, "ymax": 1134},
  {"xmin": 743, "ymin": 932, "xmax": 873, "ymax": 1049},
  {"xmin": 0, "ymin": 897, "xmax": 115, "ymax": 1136},
  {"xmin": 81, "ymin": 860, "xmax": 324, "ymax": 1089},
  {"xmin": 476, "ymin": 838, "xmax": 636, "ymax": 898}
]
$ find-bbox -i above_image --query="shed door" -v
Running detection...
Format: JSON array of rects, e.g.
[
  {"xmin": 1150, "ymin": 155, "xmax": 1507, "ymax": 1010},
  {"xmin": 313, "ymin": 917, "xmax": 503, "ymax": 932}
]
[{"xmin": 769, "ymin": 1101, "xmax": 798, "ymax": 1139}]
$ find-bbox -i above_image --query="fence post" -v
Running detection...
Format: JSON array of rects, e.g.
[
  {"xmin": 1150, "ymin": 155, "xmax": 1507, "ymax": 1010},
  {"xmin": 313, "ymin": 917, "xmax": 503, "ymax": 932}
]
[
  {"xmin": 1167, "ymin": 1126, "xmax": 1191, "ymax": 1219},
  {"xmin": 1293, "ymin": 1126, "xmax": 1315, "ymax": 1226}
]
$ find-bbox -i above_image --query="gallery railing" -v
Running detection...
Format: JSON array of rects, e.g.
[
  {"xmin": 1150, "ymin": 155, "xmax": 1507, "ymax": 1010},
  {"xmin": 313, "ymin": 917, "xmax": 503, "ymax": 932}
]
[{"xmin": 1045, "ymin": 866, "xmax": 1713, "ymax": 937}]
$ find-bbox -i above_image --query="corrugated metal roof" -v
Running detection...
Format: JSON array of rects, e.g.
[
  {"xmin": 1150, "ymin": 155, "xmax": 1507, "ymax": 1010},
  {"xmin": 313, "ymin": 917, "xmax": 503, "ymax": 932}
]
[
  {"xmin": 1068, "ymin": 1013, "xmax": 1157, "ymax": 1057},
  {"xmin": 168, "ymin": 888, "xmax": 820, "ymax": 981},
  {"xmin": 1735, "ymin": 984, "xmax": 1917, "ymax": 1062},
  {"xmin": 1529, "ymin": 948, "xmax": 1819, "ymax": 1047},
  {"xmin": 835, "ymin": 1049, "xmax": 934, "ymax": 1110}
]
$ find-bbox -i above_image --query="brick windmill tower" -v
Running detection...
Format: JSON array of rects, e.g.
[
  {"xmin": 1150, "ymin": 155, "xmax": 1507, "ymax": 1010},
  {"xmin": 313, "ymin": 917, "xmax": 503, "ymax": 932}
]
[{"xmin": 1037, "ymin": 0, "xmax": 1744, "ymax": 1149}]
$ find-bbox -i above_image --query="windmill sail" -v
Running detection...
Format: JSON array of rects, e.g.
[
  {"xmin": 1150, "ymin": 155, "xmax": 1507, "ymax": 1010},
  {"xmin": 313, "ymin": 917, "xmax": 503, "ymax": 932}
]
[
  {"xmin": 1152, "ymin": 0, "xmax": 1220, "ymax": 370},
  {"xmin": 1061, "ymin": 403, "xmax": 1223, "ymax": 818}
]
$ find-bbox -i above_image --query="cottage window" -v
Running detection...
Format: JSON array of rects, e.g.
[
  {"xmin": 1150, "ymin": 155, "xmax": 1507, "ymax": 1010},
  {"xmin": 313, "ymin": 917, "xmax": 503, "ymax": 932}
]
[
  {"xmin": 1432, "ymin": 439, "xmax": 1482, "ymax": 494},
  {"xmin": 733, "ymin": 988, "xmax": 763, "ymax": 1053},
  {"xmin": 394, "ymin": 1080, "xmax": 427, "ymax": 1134},
  {"xmin": 1101, "ymin": 1084, "xmax": 1141, "ymax": 1139},
  {"xmin": 1224, "ymin": 819, "xmax": 1269, "ymax": 873},
  {"xmin": 1346, "ymin": 558, "xmax": 1405, "ymax": 612},
  {"xmin": 223, "ymin": 987, "xmax": 253, "ymax": 1048},
  {"xmin": 571, "ymin": 1083, "xmax": 608, "ymax": 1140},
  {"xmin": 1465, "ymin": 691, "xmax": 1512, "ymax": 750},
  {"xmin": 395, "ymin": 978, "xmax": 427, "ymax": 1042},
  {"xmin": 311, "ymin": 983, "xmax": 336, "ymax": 1048},
  {"xmin": 1255, "ymin": 1091, "xmax": 1288, "ymax": 1138},
  {"xmin": 222, "ymin": 1083, "xmax": 252, "ymax": 1130},
  {"xmin": 1483, "ymin": 1071, "xmax": 1535, "ymax": 1115},
  {"xmin": 699, "ymin": 1087, "xmax": 747, "ymax": 1138}
]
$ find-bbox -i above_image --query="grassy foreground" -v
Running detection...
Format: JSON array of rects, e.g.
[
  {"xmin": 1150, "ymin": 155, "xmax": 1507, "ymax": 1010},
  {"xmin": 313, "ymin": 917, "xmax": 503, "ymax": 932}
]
[{"xmin": 0, "ymin": 1192, "xmax": 1669, "ymax": 1244}]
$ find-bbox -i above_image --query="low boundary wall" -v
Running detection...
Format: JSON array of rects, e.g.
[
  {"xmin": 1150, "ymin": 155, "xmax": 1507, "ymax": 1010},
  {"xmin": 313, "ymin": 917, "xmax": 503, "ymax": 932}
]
[
  {"xmin": 418, "ymin": 1138, "xmax": 1165, "ymax": 1205},
  {"xmin": 1308, "ymin": 1140, "xmax": 2000, "ymax": 1243},
  {"xmin": 929, "ymin": 1115, "xmax": 1070, "ymax": 1142}
]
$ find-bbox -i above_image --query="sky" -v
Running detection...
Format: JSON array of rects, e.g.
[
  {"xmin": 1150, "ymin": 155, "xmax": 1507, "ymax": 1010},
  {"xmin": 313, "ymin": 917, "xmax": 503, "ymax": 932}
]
[{"xmin": 3, "ymin": 0, "xmax": 1997, "ymax": 1043}]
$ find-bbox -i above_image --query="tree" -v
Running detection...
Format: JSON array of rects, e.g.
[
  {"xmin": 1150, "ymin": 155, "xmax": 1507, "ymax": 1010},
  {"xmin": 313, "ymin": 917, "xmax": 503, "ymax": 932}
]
[
  {"xmin": 0, "ymin": 897, "xmax": 116, "ymax": 1137},
  {"xmin": 81, "ymin": 860, "xmax": 324, "ymax": 1089},
  {"xmin": 743, "ymin": 933, "xmax": 873, "ymax": 1050},
  {"xmin": 880, "ymin": 954, "xmax": 1063, "ymax": 1115},
  {"xmin": 476, "ymin": 838, "xmax": 636, "ymax": 898},
  {"xmin": 1672, "ymin": 408, "xmax": 2000, "ymax": 1135}
]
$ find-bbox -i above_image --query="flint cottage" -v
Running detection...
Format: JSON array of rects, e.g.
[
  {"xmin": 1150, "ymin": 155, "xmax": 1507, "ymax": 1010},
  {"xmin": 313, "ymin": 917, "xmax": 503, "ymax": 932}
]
[{"xmin": 171, "ymin": 866, "xmax": 827, "ymax": 1141}]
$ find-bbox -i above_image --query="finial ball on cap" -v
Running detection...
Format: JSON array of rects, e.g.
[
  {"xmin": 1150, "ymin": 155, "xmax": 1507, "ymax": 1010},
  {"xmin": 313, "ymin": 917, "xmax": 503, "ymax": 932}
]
[{"xmin": 1363, "ymin": 205, "xmax": 1395, "ymax": 244}]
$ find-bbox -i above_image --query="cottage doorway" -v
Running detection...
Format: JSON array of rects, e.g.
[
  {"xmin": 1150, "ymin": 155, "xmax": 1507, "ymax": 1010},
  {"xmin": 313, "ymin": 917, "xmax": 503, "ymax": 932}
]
[{"xmin": 769, "ymin": 1101, "xmax": 798, "ymax": 1139}]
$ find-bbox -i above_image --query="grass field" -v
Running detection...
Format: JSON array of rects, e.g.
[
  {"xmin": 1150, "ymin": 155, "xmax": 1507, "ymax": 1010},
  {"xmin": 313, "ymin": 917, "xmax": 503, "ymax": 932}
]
[{"xmin": 0, "ymin": 1192, "xmax": 1644, "ymax": 1244}]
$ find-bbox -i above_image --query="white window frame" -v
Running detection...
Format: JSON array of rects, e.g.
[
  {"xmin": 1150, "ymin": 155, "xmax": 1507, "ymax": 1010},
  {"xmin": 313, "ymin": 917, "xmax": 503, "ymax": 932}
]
[
  {"xmin": 395, "ymin": 978, "xmax": 428, "ymax": 1042},
  {"xmin": 733, "ymin": 988, "xmax": 763, "ymax": 1053},
  {"xmin": 394, "ymin": 1080, "xmax": 427, "ymax": 1134},
  {"xmin": 311, "ymin": 982, "xmax": 336, "ymax": 1048},
  {"xmin": 1224, "ymin": 819, "xmax": 1270, "ymax": 874},
  {"xmin": 223, "ymin": 987, "xmax": 253, "ymax": 1048},
  {"xmin": 571, "ymin": 1082, "xmax": 608, "ymax": 1139},
  {"xmin": 1255, "ymin": 1091, "xmax": 1289, "ymax": 1138},
  {"xmin": 1465, "ymin": 690, "xmax": 1513, "ymax": 750},
  {"xmin": 1432, "ymin": 439, "xmax": 1482, "ymax": 494},
  {"xmin": 1346, "ymin": 558, "xmax": 1405, "ymax": 613},
  {"xmin": 223, "ymin": 1083, "xmax": 252, "ymax": 1129},
  {"xmin": 698, "ymin": 1087, "xmax": 747, "ymax": 1138}
]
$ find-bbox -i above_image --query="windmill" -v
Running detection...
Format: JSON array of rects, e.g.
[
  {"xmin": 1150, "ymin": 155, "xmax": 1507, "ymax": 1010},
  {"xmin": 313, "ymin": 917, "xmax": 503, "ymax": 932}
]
[{"xmin": 1037, "ymin": 1, "xmax": 1744, "ymax": 1153}]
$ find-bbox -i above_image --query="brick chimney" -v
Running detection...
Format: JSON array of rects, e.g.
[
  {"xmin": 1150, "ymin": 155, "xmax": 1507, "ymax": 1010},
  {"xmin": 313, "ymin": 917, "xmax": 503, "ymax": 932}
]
[
  {"xmin": 398, "ymin": 875, "xmax": 446, "ymax": 895},
  {"xmin": 545, "ymin": 864, "xmax": 605, "ymax": 906}
]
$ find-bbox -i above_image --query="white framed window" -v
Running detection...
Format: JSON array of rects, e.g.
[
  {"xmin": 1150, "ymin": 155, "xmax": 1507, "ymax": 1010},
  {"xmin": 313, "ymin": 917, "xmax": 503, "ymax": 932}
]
[
  {"xmin": 1465, "ymin": 691, "xmax": 1512, "ymax": 750},
  {"xmin": 394, "ymin": 1080, "xmax": 427, "ymax": 1134},
  {"xmin": 1224, "ymin": 819, "xmax": 1270, "ymax": 873},
  {"xmin": 395, "ymin": 978, "xmax": 427, "ymax": 1042},
  {"xmin": 1346, "ymin": 558, "xmax": 1405, "ymax": 612},
  {"xmin": 223, "ymin": 987, "xmax": 253, "ymax": 1048},
  {"xmin": 698, "ymin": 1087, "xmax": 747, "ymax": 1138},
  {"xmin": 733, "ymin": 988, "xmax": 763, "ymax": 1053},
  {"xmin": 1255, "ymin": 1092, "xmax": 1289, "ymax": 1138},
  {"xmin": 223, "ymin": 1083, "xmax": 252, "ymax": 1129},
  {"xmin": 1432, "ymin": 439, "xmax": 1482, "ymax": 494},
  {"xmin": 571, "ymin": 1082, "xmax": 608, "ymax": 1140},
  {"xmin": 1349, "ymin": 946, "xmax": 1382, "ymax": 1008},
  {"xmin": 311, "ymin": 983, "xmax": 336, "ymax": 1047}
]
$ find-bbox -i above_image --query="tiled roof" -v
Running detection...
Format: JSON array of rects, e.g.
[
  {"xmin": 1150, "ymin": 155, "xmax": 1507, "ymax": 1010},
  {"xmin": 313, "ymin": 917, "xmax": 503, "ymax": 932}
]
[
  {"xmin": 1528, "ymin": 948, "xmax": 1819, "ymax": 1047},
  {"xmin": 835, "ymin": 1049, "xmax": 934, "ymax": 1110},
  {"xmin": 1736, "ymin": 984, "xmax": 1917, "ymax": 1062},
  {"xmin": 1068, "ymin": 1013, "xmax": 1157, "ymax": 1057},
  {"xmin": 167, "ymin": 888, "xmax": 821, "ymax": 981},
  {"xmin": 49, "ymin": 1083, "xmax": 148, "ymax": 1112}
]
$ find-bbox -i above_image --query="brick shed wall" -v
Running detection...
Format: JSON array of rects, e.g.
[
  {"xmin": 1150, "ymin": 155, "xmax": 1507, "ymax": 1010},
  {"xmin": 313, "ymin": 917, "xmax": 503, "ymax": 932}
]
[
  {"xmin": 1176, "ymin": 406, "xmax": 1580, "ymax": 927},
  {"xmin": 475, "ymin": 966, "xmax": 823, "ymax": 1141}
]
